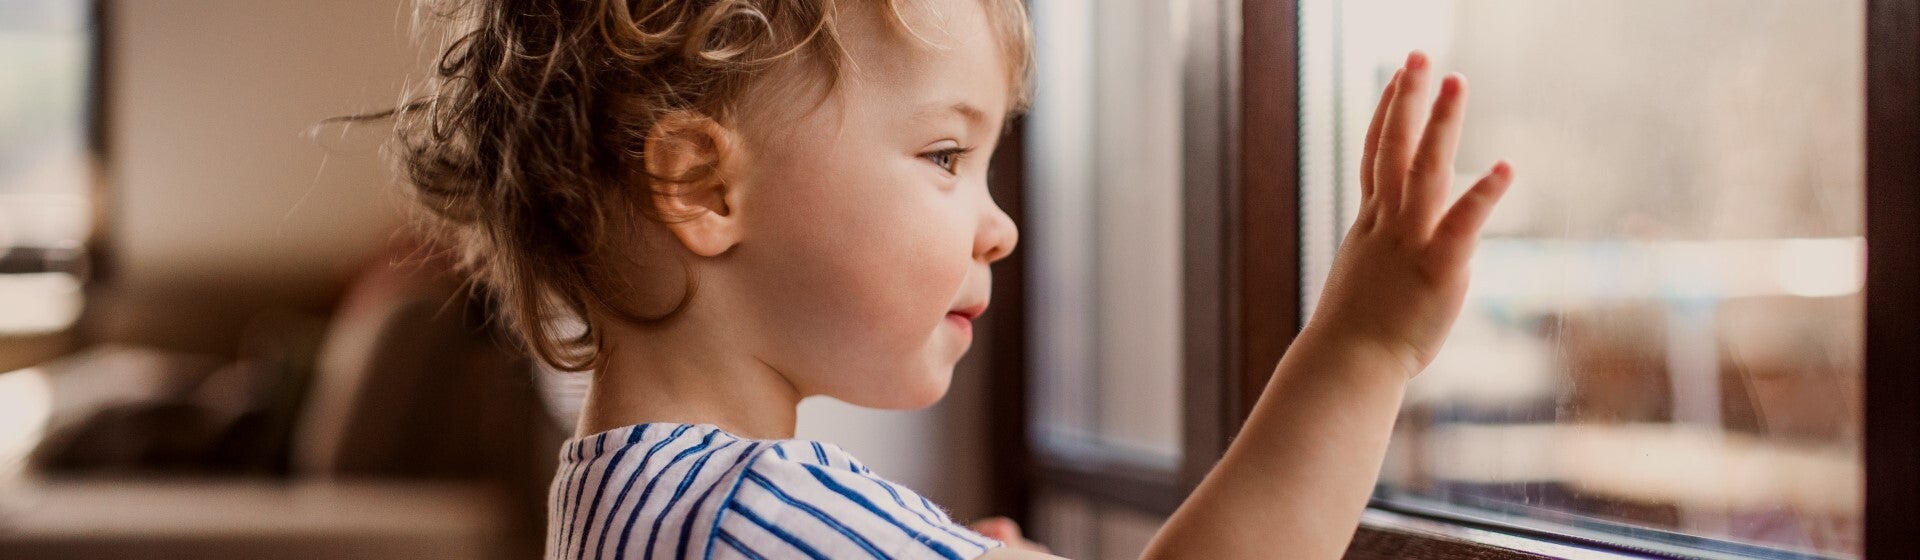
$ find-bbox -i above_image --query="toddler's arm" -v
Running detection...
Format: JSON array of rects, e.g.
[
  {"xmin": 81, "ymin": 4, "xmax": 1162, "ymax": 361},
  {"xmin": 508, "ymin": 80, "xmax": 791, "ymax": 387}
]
[
  {"xmin": 984, "ymin": 50, "xmax": 1513, "ymax": 560},
  {"xmin": 1143, "ymin": 49, "xmax": 1512, "ymax": 560}
]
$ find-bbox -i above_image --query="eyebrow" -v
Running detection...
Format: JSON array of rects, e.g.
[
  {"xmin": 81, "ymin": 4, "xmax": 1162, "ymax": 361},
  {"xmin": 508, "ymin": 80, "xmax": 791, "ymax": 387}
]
[{"xmin": 913, "ymin": 100, "xmax": 991, "ymax": 128}]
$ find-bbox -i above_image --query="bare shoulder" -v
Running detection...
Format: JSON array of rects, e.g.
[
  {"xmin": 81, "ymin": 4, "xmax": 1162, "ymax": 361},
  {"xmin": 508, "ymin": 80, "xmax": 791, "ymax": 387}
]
[{"xmin": 979, "ymin": 547, "xmax": 1075, "ymax": 560}]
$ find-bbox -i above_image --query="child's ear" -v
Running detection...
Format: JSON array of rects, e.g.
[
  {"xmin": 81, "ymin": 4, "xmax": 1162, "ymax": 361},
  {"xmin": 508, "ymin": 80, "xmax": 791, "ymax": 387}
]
[{"xmin": 644, "ymin": 111, "xmax": 742, "ymax": 258}]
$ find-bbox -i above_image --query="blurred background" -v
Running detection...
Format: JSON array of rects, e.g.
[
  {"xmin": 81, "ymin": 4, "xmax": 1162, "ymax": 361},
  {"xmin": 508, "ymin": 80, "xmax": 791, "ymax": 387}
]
[{"xmin": 0, "ymin": 1, "xmax": 997, "ymax": 558}]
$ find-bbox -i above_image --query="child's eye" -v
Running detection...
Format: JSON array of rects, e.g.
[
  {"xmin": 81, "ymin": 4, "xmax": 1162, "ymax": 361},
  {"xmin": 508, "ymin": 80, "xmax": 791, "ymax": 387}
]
[{"xmin": 921, "ymin": 146, "xmax": 974, "ymax": 175}]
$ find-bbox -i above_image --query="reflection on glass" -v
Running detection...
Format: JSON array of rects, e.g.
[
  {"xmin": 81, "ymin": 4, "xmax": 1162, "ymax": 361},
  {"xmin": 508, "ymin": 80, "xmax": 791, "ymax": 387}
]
[
  {"xmin": 1026, "ymin": 0, "xmax": 1186, "ymax": 466},
  {"xmin": 1299, "ymin": 1, "xmax": 1863, "ymax": 557}
]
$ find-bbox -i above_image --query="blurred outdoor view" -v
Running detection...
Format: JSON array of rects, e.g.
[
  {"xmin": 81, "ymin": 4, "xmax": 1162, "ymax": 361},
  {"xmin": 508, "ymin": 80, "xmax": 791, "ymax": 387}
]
[
  {"xmin": 1300, "ymin": 1, "xmax": 1864, "ymax": 557},
  {"xmin": 0, "ymin": 1, "xmax": 91, "ymax": 341}
]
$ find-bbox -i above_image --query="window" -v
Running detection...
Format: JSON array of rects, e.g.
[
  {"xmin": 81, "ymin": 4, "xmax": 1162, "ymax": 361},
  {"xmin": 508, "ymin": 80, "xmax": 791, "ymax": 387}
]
[
  {"xmin": 997, "ymin": 0, "xmax": 1915, "ymax": 558},
  {"xmin": 0, "ymin": 0, "xmax": 96, "ymax": 337},
  {"xmin": 1009, "ymin": 0, "xmax": 1236, "ymax": 556},
  {"xmin": 1026, "ymin": 0, "xmax": 1188, "ymax": 475},
  {"xmin": 1299, "ymin": 0, "xmax": 1868, "ymax": 557}
]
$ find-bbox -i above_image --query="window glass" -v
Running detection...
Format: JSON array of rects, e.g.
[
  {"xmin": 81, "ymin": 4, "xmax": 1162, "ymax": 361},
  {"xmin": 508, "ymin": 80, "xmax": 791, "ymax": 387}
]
[
  {"xmin": 1298, "ymin": 1, "xmax": 1864, "ymax": 557},
  {"xmin": 1025, "ymin": 0, "xmax": 1187, "ymax": 467},
  {"xmin": 0, "ymin": 0, "xmax": 93, "ymax": 335},
  {"xmin": 1033, "ymin": 489, "xmax": 1166, "ymax": 560}
]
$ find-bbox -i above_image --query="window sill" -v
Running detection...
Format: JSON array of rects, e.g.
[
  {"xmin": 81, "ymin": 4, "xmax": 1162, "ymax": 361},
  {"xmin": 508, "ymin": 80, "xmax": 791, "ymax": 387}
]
[{"xmin": 1351, "ymin": 508, "xmax": 1663, "ymax": 560}]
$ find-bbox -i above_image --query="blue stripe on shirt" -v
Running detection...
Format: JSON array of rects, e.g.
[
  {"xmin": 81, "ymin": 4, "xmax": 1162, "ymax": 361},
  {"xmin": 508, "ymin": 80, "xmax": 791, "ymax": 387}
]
[
  {"xmin": 725, "ymin": 500, "xmax": 831, "ymax": 560},
  {"xmin": 548, "ymin": 426, "xmax": 994, "ymax": 560},
  {"xmin": 675, "ymin": 442, "xmax": 763, "ymax": 559},
  {"xmin": 701, "ymin": 446, "xmax": 782, "ymax": 560},
  {"xmin": 743, "ymin": 471, "xmax": 893, "ymax": 559},
  {"xmin": 568, "ymin": 429, "xmax": 652, "ymax": 556},
  {"xmin": 714, "ymin": 528, "xmax": 768, "ymax": 560},
  {"xmin": 607, "ymin": 429, "xmax": 723, "ymax": 560},
  {"xmin": 800, "ymin": 463, "xmax": 966, "ymax": 560},
  {"xmin": 561, "ymin": 431, "xmax": 614, "ymax": 553},
  {"xmin": 577, "ymin": 424, "xmax": 688, "ymax": 560},
  {"xmin": 865, "ymin": 472, "xmax": 990, "ymax": 549},
  {"xmin": 916, "ymin": 495, "xmax": 943, "ymax": 520},
  {"xmin": 553, "ymin": 439, "xmax": 581, "ymax": 552},
  {"xmin": 632, "ymin": 439, "xmax": 743, "ymax": 560}
]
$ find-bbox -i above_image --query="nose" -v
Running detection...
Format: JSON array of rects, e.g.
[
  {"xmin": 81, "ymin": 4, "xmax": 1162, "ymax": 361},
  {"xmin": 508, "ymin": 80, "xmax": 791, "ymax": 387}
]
[{"xmin": 974, "ymin": 192, "xmax": 1019, "ymax": 264}]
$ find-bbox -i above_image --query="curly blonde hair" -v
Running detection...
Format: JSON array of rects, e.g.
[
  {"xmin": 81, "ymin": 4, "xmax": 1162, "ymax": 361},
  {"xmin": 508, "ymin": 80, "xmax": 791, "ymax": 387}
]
[{"xmin": 360, "ymin": 0, "xmax": 1031, "ymax": 371}]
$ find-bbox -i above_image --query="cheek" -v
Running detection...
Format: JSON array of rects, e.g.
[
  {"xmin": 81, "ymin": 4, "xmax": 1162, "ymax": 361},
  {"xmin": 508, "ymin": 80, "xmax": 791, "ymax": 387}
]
[
  {"xmin": 796, "ymin": 199, "xmax": 966, "ymax": 336},
  {"xmin": 746, "ymin": 166, "xmax": 972, "ymax": 369}
]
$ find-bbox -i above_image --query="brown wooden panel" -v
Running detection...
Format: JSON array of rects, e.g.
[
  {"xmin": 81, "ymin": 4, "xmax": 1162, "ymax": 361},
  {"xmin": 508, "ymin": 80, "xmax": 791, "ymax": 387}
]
[
  {"xmin": 986, "ymin": 116, "xmax": 1033, "ymax": 525},
  {"xmin": 1176, "ymin": 0, "xmax": 1237, "ymax": 486},
  {"xmin": 87, "ymin": 0, "xmax": 114, "ymax": 288},
  {"xmin": 1233, "ymin": 0, "xmax": 1305, "ymax": 429},
  {"xmin": 1865, "ymin": 1, "xmax": 1920, "ymax": 558},
  {"xmin": 1035, "ymin": 459, "xmax": 1187, "ymax": 517}
]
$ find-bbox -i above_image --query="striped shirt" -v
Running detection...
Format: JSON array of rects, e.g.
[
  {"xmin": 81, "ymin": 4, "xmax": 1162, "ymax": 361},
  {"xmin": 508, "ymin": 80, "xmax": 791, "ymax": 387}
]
[{"xmin": 547, "ymin": 423, "xmax": 1002, "ymax": 560}]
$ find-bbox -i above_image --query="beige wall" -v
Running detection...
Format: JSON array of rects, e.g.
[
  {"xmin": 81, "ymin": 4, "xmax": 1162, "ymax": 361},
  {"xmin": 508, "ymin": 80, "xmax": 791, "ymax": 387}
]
[{"xmin": 96, "ymin": 0, "xmax": 426, "ymax": 351}]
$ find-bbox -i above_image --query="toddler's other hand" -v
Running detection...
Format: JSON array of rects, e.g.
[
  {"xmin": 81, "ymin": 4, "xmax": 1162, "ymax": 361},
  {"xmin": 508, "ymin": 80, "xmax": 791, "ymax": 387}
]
[
  {"xmin": 1308, "ymin": 50, "xmax": 1513, "ymax": 380},
  {"xmin": 970, "ymin": 517, "xmax": 1051, "ymax": 553}
]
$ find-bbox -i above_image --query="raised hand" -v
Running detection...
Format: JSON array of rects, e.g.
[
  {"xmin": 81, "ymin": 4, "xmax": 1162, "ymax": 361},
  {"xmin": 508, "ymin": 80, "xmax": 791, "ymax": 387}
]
[
  {"xmin": 1308, "ymin": 50, "xmax": 1514, "ymax": 379},
  {"xmin": 1132, "ymin": 49, "xmax": 1517, "ymax": 560}
]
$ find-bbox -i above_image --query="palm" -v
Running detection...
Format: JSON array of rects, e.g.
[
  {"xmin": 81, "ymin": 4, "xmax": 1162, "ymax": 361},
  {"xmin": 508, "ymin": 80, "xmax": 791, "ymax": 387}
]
[{"xmin": 1307, "ymin": 51, "xmax": 1514, "ymax": 378}]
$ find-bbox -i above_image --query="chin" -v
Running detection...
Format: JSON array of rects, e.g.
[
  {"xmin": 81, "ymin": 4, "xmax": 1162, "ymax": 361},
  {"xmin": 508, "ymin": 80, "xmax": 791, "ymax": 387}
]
[{"xmin": 842, "ymin": 363, "xmax": 955, "ymax": 411}]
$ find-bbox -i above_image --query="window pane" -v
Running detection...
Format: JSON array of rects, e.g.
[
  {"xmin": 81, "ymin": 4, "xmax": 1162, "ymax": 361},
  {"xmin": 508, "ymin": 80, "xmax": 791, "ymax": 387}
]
[
  {"xmin": 1299, "ymin": 1, "xmax": 1864, "ymax": 557},
  {"xmin": 1025, "ymin": 0, "xmax": 1186, "ymax": 467},
  {"xmin": 1033, "ymin": 489, "xmax": 1167, "ymax": 560},
  {"xmin": 0, "ymin": 0, "xmax": 93, "ymax": 335}
]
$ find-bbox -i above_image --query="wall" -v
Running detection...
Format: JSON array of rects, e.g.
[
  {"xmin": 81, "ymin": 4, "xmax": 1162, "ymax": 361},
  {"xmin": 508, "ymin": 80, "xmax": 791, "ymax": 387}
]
[{"xmin": 96, "ymin": 0, "xmax": 425, "ymax": 352}]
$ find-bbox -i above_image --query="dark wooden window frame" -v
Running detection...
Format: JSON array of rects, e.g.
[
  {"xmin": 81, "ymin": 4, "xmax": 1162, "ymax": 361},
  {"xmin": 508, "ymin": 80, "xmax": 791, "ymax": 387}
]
[
  {"xmin": 989, "ymin": 0, "xmax": 1918, "ymax": 558},
  {"xmin": 86, "ymin": 0, "xmax": 114, "ymax": 288},
  {"xmin": 1861, "ymin": 1, "xmax": 1918, "ymax": 558}
]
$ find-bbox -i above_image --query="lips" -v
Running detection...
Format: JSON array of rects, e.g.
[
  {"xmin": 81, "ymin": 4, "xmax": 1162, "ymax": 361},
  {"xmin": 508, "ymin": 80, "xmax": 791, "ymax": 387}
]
[
  {"xmin": 945, "ymin": 303, "xmax": 985, "ymax": 339},
  {"xmin": 947, "ymin": 303, "xmax": 987, "ymax": 321}
]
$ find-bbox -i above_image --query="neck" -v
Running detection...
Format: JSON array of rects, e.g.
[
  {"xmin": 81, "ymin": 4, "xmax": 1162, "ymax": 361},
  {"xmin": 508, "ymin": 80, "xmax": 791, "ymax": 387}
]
[{"xmin": 576, "ymin": 308, "xmax": 801, "ymax": 440}]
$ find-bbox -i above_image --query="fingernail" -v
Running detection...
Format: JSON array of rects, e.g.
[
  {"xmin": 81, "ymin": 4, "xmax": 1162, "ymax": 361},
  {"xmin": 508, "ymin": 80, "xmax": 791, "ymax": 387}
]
[{"xmin": 1406, "ymin": 50, "xmax": 1427, "ymax": 70}]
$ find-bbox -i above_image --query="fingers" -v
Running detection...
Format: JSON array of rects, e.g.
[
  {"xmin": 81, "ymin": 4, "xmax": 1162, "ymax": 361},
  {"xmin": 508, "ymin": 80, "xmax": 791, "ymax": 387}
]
[
  {"xmin": 970, "ymin": 517, "xmax": 1019, "ymax": 541},
  {"xmin": 1373, "ymin": 50, "xmax": 1434, "ymax": 214},
  {"xmin": 1405, "ymin": 73, "xmax": 1468, "ymax": 229},
  {"xmin": 1358, "ymin": 68, "xmax": 1403, "ymax": 202},
  {"xmin": 1433, "ymin": 161, "xmax": 1513, "ymax": 263}
]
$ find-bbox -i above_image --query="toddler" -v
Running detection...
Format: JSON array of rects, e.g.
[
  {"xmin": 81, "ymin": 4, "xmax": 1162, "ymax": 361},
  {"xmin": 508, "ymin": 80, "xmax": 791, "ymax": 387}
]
[{"xmin": 375, "ymin": 0, "xmax": 1512, "ymax": 558}]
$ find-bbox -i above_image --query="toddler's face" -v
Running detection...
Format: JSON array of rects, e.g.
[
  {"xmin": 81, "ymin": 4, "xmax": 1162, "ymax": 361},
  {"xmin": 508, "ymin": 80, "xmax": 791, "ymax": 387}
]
[{"xmin": 722, "ymin": 0, "xmax": 1017, "ymax": 409}]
